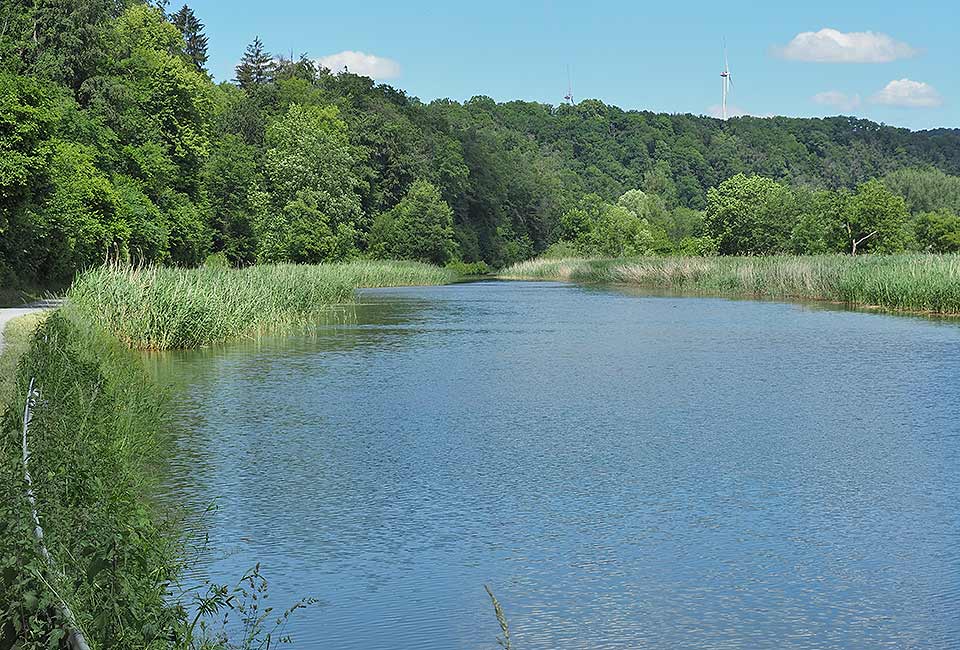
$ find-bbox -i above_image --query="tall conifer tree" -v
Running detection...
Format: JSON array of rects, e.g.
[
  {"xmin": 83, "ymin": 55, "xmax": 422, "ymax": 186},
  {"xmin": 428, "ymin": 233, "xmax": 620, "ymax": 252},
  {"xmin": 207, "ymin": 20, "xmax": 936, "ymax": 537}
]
[
  {"xmin": 170, "ymin": 5, "xmax": 209, "ymax": 73},
  {"xmin": 234, "ymin": 36, "xmax": 273, "ymax": 89}
]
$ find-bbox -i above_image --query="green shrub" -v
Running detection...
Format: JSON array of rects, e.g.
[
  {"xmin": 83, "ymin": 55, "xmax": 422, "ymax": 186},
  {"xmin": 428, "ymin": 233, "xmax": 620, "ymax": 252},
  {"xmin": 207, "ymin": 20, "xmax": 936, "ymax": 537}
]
[
  {"xmin": 540, "ymin": 240, "xmax": 584, "ymax": 259},
  {"xmin": 202, "ymin": 251, "xmax": 230, "ymax": 268},
  {"xmin": 446, "ymin": 260, "xmax": 491, "ymax": 276}
]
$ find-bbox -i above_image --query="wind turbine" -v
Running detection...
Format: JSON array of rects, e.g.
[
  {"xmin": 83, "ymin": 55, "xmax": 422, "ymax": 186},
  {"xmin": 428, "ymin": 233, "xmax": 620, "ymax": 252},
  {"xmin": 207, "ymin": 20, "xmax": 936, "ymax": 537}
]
[
  {"xmin": 720, "ymin": 44, "xmax": 732, "ymax": 120},
  {"xmin": 564, "ymin": 65, "xmax": 575, "ymax": 105}
]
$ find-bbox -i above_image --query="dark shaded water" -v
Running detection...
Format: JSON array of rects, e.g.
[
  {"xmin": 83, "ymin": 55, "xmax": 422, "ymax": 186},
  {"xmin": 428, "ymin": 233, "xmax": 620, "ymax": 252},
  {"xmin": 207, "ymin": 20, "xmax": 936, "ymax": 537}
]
[{"xmin": 155, "ymin": 281, "xmax": 960, "ymax": 649}]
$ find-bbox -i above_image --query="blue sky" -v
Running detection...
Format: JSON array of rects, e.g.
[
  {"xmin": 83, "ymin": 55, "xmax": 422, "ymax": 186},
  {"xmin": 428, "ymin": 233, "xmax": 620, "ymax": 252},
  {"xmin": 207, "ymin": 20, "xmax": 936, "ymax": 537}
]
[{"xmin": 185, "ymin": 0, "xmax": 956, "ymax": 131}]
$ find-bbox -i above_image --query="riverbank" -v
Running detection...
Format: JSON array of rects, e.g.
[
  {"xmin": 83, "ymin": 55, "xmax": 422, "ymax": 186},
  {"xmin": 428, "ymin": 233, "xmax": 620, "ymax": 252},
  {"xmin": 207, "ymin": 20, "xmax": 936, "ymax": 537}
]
[
  {"xmin": 501, "ymin": 254, "xmax": 960, "ymax": 315},
  {"xmin": 1, "ymin": 306, "xmax": 182, "ymax": 648},
  {"xmin": 0, "ymin": 260, "xmax": 458, "ymax": 648}
]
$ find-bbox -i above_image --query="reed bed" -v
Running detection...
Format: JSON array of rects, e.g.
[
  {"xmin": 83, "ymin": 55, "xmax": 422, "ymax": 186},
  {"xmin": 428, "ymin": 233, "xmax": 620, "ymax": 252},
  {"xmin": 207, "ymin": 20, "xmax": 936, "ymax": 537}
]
[
  {"xmin": 502, "ymin": 254, "xmax": 960, "ymax": 314},
  {"xmin": 69, "ymin": 260, "xmax": 455, "ymax": 350}
]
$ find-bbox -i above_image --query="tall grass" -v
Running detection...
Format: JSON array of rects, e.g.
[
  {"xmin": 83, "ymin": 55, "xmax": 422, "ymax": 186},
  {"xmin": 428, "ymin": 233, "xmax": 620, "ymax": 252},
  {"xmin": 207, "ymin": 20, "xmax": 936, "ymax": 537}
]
[
  {"xmin": 502, "ymin": 254, "xmax": 960, "ymax": 314},
  {"xmin": 69, "ymin": 260, "xmax": 456, "ymax": 350},
  {"xmin": 1, "ymin": 309, "xmax": 180, "ymax": 648},
  {"xmin": 1, "ymin": 308, "xmax": 314, "ymax": 649}
]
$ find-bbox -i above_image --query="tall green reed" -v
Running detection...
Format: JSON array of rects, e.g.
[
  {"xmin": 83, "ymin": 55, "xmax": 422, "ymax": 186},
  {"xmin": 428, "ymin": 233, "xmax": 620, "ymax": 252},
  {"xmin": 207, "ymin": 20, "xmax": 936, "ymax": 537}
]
[
  {"xmin": 69, "ymin": 261, "xmax": 455, "ymax": 350},
  {"xmin": 502, "ymin": 254, "xmax": 960, "ymax": 314}
]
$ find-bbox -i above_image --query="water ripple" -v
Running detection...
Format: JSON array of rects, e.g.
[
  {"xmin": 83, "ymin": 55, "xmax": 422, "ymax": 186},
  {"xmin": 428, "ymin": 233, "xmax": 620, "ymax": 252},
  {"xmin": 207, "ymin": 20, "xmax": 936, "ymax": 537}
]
[{"xmin": 155, "ymin": 282, "xmax": 960, "ymax": 649}]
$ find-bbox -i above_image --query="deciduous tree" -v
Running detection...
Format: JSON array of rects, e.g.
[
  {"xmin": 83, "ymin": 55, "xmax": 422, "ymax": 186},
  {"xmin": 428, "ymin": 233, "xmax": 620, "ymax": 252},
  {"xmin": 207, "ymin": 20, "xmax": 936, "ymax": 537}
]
[
  {"xmin": 370, "ymin": 180, "xmax": 458, "ymax": 265},
  {"xmin": 839, "ymin": 179, "xmax": 908, "ymax": 254}
]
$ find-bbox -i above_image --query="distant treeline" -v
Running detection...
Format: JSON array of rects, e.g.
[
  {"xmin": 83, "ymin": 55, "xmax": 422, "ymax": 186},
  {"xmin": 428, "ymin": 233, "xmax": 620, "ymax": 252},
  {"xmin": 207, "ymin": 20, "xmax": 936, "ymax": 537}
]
[{"xmin": 3, "ymin": 1, "xmax": 960, "ymax": 289}]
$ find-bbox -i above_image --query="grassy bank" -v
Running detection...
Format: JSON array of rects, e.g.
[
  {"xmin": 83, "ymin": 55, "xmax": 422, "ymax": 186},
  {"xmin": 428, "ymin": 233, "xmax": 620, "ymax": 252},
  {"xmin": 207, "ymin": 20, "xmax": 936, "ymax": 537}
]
[
  {"xmin": 502, "ymin": 254, "xmax": 960, "ymax": 314},
  {"xmin": 70, "ymin": 260, "xmax": 456, "ymax": 350},
  {"xmin": 1, "ymin": 307, "xmax": 183, "ymax": 648}
]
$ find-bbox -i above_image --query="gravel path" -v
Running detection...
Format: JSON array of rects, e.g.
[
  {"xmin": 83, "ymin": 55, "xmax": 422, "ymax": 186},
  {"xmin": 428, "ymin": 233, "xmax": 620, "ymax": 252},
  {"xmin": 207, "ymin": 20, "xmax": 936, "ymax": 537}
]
[{"xmin": 0, "ymin": 300, "xmax": 60, "ymax": 353}]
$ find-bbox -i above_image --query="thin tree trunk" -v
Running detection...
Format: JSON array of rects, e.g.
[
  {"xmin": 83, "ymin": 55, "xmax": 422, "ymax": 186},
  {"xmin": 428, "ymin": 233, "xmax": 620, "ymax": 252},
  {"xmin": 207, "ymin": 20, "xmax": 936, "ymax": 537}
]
[{"xmin": 851, "ymin": 230, "xmax": 878, "ymax": 255}]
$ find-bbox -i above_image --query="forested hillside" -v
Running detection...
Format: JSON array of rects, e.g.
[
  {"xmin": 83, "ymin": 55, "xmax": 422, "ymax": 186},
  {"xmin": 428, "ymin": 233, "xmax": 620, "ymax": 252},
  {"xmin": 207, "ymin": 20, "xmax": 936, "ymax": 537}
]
[{"xmin": 3, "ymin": 0, "xmax": 960, "ymax": 289}]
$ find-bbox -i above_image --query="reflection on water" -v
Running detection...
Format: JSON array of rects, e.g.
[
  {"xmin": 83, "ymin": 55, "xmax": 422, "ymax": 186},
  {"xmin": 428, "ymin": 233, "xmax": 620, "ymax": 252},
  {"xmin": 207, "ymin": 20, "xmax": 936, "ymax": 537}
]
[{"xmin": 153, "ymin": 281, "xmax": 960, "ymax": 649}]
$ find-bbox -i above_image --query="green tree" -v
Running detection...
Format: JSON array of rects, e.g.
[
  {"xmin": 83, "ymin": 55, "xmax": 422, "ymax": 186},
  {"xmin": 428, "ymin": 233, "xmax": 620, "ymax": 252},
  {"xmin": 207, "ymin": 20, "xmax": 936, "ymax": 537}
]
[
  {"xmin": 264, "ymin": 103, "xmax": 361, "ymax": 218},
  {"xmin": 912, "ymin": 211, "xmax": 960, "ymax": 253},
  {"xmin": 369, "ymin": 180, "xmax": 458, "ymax": 265},
  {"xmin": 838, "ymin": 179, "xmax": 908, "ymax": 254},
  {"xmin": 93, "ymin": 4, "xmax": 213, "ymax": 192},
  {"xmin": 556, "ymin": 194, "xmax": 606, "ymax": 243},
  {"xmin": 617, "ymin": 189, "xmax": 667, "ymax": 222},
  {"xmin": 170, "ymin": 5, "xmax": 209, "ymax": 73},
  {"xmin": 234, "ymin": 36, "xmax": 274, "ymax": 89},
  {"xmin": 704, "ymin": 174, "xmax": 794, "ymax": 255},
  {"xmin": 42, "ymin": 141, "xmax": 123, "ymax": 279},
  {"xmin": 589, "ymin": 204, "xmax": 658, "ymax": 257},
  {"xmin": 162, "ymin": 191, "xmax": 210, "ymax": 264},
  {"xmin": 280, "ymin": 190, "xmax": 357, "ymax": 263},
  {"xmin": 113, "ymin": 176, "xmax": 168, "ymax": 263},
  {"xmin": 202, "ymin": 133, "xmax": 259, "ymax": 264},
  {"xmin": 0, "ymin": 73, "xmax": 56, "ymax": 229},
  {"xmin": 0, "ymin": 0, "xmax": 119, "ymax": 90},
  {"xmin": 883, "ymin": 167, "xmax": 960, "ymax": 215},
  {"xmin": 788, "ymin": 189, "xmax": 844, "ymax": 254},
  {"xmin": 258, "ymin": 103, "xmax": 363, "ymax": 261},
  {"xmin": 553, "ymin": 194, "xmax": 661, "ymax": 257}
]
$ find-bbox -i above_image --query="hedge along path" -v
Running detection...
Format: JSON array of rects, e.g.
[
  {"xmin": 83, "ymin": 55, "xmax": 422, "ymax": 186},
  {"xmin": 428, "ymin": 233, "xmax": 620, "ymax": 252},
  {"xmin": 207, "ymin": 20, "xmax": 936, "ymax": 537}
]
[{"xmin": 20, "ymin": 375, "xmax": 92, "ymax": 650}]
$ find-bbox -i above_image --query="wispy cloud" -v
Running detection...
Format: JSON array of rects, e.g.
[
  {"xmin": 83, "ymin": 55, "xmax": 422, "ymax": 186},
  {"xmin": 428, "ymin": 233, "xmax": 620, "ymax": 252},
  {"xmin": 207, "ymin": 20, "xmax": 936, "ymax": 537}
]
[
  {"xmin": 812, "ymin": 90, "xmax": 862, "ymax": 112},
  {"xmin": 871, "ymin": 79, "xmax": 943, "ymax": 108},
  {"xmin": 315, "ymin": 51, "xmax": 401, "ymax": 80},
  {"xmin": 775, "ymin": 28, "xmax": 917, "ymax": 63}
]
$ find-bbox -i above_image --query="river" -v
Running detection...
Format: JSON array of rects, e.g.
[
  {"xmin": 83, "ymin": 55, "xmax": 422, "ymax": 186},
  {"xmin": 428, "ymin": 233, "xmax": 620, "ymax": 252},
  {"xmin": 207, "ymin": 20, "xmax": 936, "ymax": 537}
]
[{"xmin": 154, "ymin": 281, "xmax": 960, "ymax": 649}]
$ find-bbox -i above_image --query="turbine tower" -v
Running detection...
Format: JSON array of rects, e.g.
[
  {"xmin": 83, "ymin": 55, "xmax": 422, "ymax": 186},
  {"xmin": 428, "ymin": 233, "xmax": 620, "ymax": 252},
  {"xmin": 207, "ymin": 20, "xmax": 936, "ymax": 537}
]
[
  {"xmin": 720, "ymin": 45, "xmax": 732, "ymax": 121},
  {"xmin": 564, "ymin": 65, "xmax": 574, "ymax": 105}
]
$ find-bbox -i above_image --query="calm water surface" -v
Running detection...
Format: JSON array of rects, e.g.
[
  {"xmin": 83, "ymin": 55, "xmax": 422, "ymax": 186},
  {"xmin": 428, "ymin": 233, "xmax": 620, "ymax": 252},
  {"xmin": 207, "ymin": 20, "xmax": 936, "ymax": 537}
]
[{"xmin": 154, "ymin": 281, "xmax": 960, "ymax": 649}]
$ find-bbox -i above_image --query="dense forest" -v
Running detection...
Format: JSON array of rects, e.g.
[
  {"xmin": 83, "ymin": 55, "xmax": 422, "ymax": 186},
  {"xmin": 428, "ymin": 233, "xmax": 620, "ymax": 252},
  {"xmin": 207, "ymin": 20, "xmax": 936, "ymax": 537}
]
[{"xmin": 3, "ymin": 0, "xmax": 960, "ymax": 289}]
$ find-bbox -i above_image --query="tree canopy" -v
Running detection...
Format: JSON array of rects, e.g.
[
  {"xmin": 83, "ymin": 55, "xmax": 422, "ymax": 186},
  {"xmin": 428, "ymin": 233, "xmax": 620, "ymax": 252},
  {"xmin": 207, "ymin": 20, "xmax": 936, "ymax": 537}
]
[{"xmin": 2, "ymin": 1, "xmax": 960, "ymax": 289}]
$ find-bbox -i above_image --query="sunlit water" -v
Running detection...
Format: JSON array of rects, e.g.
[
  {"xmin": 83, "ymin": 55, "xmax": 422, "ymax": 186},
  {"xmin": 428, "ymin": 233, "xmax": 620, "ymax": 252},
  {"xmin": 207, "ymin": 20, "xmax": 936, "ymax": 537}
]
[{"xmin": 153, "ymin": 281, "xmax": 960, "ymax": 649}]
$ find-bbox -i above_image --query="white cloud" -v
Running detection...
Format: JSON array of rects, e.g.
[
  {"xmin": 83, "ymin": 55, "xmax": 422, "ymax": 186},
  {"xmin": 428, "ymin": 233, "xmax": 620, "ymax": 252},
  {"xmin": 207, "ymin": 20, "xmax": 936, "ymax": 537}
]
[
  {"xmin": 315, "ymin": 50, "xmax": 401, "ymax": 80},
  {"xmin": 870, "ymin": 79, "xmax": 943, "ymax": 108},
  {"xmin": 812, "ymin": 90, "xmax": 862, "ymax": 112},
  {"xmin": 776, "ymin": 28, "xmax": 917, "ymax": 63}
]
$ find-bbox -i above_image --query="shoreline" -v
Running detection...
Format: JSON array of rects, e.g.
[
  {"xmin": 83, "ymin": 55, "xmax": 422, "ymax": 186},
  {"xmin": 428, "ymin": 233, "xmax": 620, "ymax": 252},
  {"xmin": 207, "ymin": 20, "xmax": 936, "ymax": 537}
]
[
  {"xmin": 500, "ymin": 254, "xmax": 960, "ymax": 317},
  {"xmin": 498, "ymin": 276, "xmax": 960, "ymax": 320}
]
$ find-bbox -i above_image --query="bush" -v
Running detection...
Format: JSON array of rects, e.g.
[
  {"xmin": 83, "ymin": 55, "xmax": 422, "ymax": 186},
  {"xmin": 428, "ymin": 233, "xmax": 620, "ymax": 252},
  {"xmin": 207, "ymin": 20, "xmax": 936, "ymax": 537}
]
[
  {"xmin": 540, "ymin": 240, "xmax": 584, "ymax": 259},
  {"xmin": 1, "ymin": 311, "xmax": 179, "ymax": 648},
  {"xmin": 446, "ymin": 260, "xmax": 491, "ymax": 276},
  {"xmin": 203, "ymin": 251, "xmax": 230, "ymax": 268}
]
